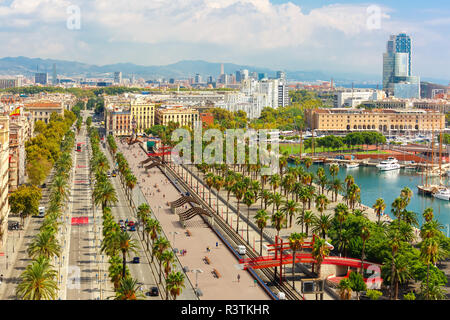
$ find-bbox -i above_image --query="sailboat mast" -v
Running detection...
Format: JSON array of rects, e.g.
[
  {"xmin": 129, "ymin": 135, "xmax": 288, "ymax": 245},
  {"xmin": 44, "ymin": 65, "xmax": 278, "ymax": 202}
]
[{"xmin": 438, "ymin": 106, "xmax": 443, "ymax": 185}]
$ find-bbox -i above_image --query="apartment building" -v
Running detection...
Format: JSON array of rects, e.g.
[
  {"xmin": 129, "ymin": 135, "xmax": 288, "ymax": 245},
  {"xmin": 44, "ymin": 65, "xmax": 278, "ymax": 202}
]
[
  {"xmin": 0, "ymin": 116, "xmax": 9, "ymax": 249},
  {"xmin": 130, "ymin": 99, "xmax": 156, "ymax": 135},
  {"xmin": 9, "ymin": 111, "xmax": 33, "ymax": 192},
  {"xmin": 305, "ymin": 108, "xmax": 445, "ymax": 134},
  {"xmin": 155, "ymin": 105, "xmax": 199, "ymax": 127},
  {"xmin": 24, "ymin": 101, "xmax": 65, "ymax": 124}
]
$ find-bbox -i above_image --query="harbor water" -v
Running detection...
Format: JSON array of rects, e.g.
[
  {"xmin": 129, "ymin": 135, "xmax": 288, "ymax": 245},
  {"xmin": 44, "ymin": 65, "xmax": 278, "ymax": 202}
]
[{"xmin": 289, "ymin": 162, "xmax": 450, "ymax": 235}]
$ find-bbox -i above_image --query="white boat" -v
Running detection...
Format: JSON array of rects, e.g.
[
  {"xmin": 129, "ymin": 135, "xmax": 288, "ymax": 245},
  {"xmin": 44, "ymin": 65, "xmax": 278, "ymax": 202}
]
[
  {"xmin": 346, "ymin": 162, "xmax": 359, "ymax": 169},
  {"xmin": 433, "ymin": 187, "xmax": 450, "ymax": 201},
  {"xmin": 376, "ymin": 157, "xmax": 401, "ymax": 171}
]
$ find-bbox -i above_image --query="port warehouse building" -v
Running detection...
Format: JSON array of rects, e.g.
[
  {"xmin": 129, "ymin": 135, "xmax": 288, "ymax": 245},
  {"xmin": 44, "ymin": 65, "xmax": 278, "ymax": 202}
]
[{"xmin": 305, "ymin": 108, "xmax": 446, "ymax": 135}]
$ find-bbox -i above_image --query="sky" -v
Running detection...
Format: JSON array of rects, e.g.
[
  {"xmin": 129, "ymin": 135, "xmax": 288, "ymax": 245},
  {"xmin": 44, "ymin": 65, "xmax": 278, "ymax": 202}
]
[{"xmin": 0, "ymin": 0, "xmax": 449, "ymax": 80}]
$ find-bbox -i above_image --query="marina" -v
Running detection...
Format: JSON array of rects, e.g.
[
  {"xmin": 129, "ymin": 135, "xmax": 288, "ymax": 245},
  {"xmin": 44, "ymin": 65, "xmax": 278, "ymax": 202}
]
[{"xmin": 289, "ymin": 161, "xmax": 450, "ymax": 231}]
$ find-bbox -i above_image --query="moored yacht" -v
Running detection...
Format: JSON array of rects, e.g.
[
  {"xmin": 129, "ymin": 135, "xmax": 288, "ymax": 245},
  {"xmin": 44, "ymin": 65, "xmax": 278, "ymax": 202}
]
[
  {"xmin": 346, "ymin": 162, "xmax": 359, "ymax": 169},
  {"xmin": 376, "ymin": 157, "xmax": 401, "ymax": 171},
  {"xmin": 433, "ymin": 187, "xmax": 450, "ymax": 201}
]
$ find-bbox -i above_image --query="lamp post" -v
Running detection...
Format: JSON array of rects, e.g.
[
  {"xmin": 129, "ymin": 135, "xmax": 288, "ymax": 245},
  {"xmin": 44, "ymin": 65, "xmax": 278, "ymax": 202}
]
[
  {"xmin": 191, "ymin": 269, "xmax": 203, "ymax": 295},
  {"xmin": 170, "ymin": 231, "xmax": 179, "ymax": 248}
]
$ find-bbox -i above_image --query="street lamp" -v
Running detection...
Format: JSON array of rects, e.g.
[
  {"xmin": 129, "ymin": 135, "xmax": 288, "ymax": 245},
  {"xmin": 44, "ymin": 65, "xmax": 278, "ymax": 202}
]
[
  {"xmin": 170, "ymin": 231, "xmax": 180, "ymax": 248},
  {"xmin": 191, "ymin": 269, "xmax": 203, "ymax": 293}
]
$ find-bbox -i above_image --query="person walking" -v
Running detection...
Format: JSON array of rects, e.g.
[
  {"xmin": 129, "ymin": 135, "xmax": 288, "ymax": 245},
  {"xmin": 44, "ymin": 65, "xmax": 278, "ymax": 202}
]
[{"xmin": 237, "ymin": 274, "xmax": 240, "ymax": 283}]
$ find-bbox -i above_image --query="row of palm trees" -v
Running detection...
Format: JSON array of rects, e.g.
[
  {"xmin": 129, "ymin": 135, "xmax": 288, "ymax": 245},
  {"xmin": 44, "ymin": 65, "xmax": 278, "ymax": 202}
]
[
  {"xmin": 98, "ymin": 133, "xmax": 186, "ymax": 299},
  {"xmin": 169, "ymin": 147, "xmax": 449, "ymax": 300},
  {"xmin": 16, "ymin": 129, "xmax": 75, "ymax": 300}
]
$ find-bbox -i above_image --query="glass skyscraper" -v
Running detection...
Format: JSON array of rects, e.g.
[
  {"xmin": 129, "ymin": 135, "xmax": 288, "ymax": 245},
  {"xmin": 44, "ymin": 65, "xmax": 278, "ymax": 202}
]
[{"xmin": 382, "ymin": 33, "xmax": 419, "ymax": 98}]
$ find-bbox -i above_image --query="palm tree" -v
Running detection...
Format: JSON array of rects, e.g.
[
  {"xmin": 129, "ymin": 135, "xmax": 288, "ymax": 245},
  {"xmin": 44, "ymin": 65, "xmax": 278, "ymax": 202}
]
[
  {"xmin": 315, "ymin": 194, "xmax": 330, "ymax": 215},
  {"xmin": 312, "ymin": 213, "xmax": 333, "ymax": 239},
  {"xmin": 271, "ymin": 211, "xmax": 287, "ymax": 238},
  {"xmin": 269, "ymin": 174, "xmax": 281, "ymax": 193},
  {"xmin": 51, "ymin": 175, "xmax": 70, "ymax": 202},
  {"xmin": 254, "ymin": 210, "xmax": 270, "ymax": 255},
  {"xmin": 260, "ymin": 189, "xmax": 272, "ymax": 210},
  {"xmin": 232, "ymin": 180, "xmax": 246, "ymax": 234},
  {"xmin": 360, "ymin": 225, "xmax": 370, "ymax": 276},
  {"xmin": 93, "ymin": 181, "xmax": 118, "ymax": 211},
  {"xmin": 16, "ymin": 256, "xmax": 58, "ymax": 300},
  {"xmin": 281, "ymin": 200, "xmax": 300, "ymax": 228},
  {"xmin": 311, "ymin": 237, "xmax": 330, "ymax": 278},
  {"xmin": 115, "ymin": 277, "xmax": 144, "ymax": 300},
  {"xmin": 382, "ymin": 254, "xmax": 412, "ymax": 300},
  {"xmin": 400, "ymin": 187, "xmax": 413, "ymax": 208},
  {"xmin": 118, "ymin": 231, "xmax": 138, "ymax": 278},
  {"xmin": 296, "ymin": 210, "xmax": 314, "ymax": 236},
  {"xmin": 338, "ymin": 278, "xmax": 352, "ymax": 300},
  {"xmin": 372, "ymin": 198, "xmax": 386, "ymax": 224},
  {"xmin": 329, "ymin": 164, "xmax": 339, "ymax": 179},
  {"xmin": 344, "ymin": 174, "xmax": 355, "ymax": 190},
  {"xmin": 420, "ymin": 237, "xmax": 439, "ymax": 300},
  {"xmin": 161, "ymin": 250, "xmax": 175, "ymax": 298},
  {"xmin": 243, "ymin": 190, "xmax": 256, "ymax": 242},
  {"xmin": 288, "ymin": 232, "xmax": 306, "ymax": 289},
  {"xmin": 137, "ymin": 203, "xmax": 151, "ymax": 238},
  {"xmin": 224, "ymin": 172, "xmax": 236, "ymax": 223},
  {"xmin": 334, "ymin": 203, "xmax": 349, "ymax": 254},
  {"xmin": 329, "ymin": 178, "xmax": 343, "ymax": 202},
  {"xmin": 205, "ymin": 173, "xmax": 215, "ymax": 207},
  {"xmin": 303, "ymin": 157, "xmax": 313, "ymax": 171},
  {"xmin": 153, "ymin": 237, "xmax": 170, "ymax": 283},
  {"xmin": 27, "ymin": 231, "xmax": 61, "ymax": 260},
  {"xmin": 145, "ymin": 219, "xmax": 162, "ymax": 254},
  {"xmin": 213, "ymin": 175, "xmax": 224, "ymax": 215},
  {"xmin": 422, "ymin": 207, "xmax": 434, "ymax": 223},
  {"xmin": 269, "ymin": 192, "xmax": 283, "ymax": 215},
  {"xmin": 166, "ymin": 271, "xmax": 185, "ymax": 300},
  {"xmin": 125, "ymin": 173, "xmax": 137, "ymax": 205}
]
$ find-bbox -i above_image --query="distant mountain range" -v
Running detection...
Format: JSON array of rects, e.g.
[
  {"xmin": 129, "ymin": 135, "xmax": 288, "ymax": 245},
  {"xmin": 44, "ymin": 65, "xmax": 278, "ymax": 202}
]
[{"xmin": 0, "ymin": 56, "xmax": 447, "ymax": 86}]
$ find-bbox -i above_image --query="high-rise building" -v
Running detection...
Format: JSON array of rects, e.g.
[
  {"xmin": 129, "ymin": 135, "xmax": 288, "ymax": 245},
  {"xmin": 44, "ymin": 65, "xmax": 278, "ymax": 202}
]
[
  {"xmin": 52, "ymin": 64, "xmax": 58, "ymax": 85},
  {"xmin": 241, "ymin": 69, "xmax": 249, "ymax": 81},
  {"xmin": 114, "ymin": 72, "xmax": 122, "ymax": 84},
  {"xmin": 220, "ymin": 63, "xmax": 224, "ymax": 75},
  {"xmin": 258, "ymin": 73, "xmax": 268, "ymax": 81},
  {"xmin": 0, "ymin": 116, "xmax": 10, "ymax": 250},
  {"xmin": 278, "ymin": 83, "xmax": 290, "ymax": 107},
  {"xmin": 382, "ymin": 33, "xmax": 419, "ymax": 99},
  {"xmin": 276, "ymin": 71, "xmax": 286, "ymax": 82},
  {"xmin": 195, "ymin": 73, "xmax": 202, "ymax": 84},
  {"xmin": 35, "ymin": 72, "xmax": 48, "ymax": 85},
  {"xmin": 235, "ymin": 71, "xmax": 242, "ymax": 83}
]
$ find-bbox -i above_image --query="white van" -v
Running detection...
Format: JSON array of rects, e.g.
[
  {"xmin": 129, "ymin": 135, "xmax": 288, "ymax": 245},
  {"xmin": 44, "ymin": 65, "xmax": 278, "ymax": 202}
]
[
  {"xmin": 38, "ymin": 207, "xmax": 45, "ymax": 218},
  {"xmin": 237, "ymin": 245, "xmax": 246, "ymax": 255}
]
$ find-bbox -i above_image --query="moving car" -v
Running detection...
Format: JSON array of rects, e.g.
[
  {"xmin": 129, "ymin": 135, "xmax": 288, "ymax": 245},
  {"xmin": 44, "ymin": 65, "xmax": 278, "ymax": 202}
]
[
  {"xmin": 107, "ymin": 171, "xmax": 111, "ymax": 178},
  {"xmin": 127, "ymin": 221, "xmax": 135, "ymax": 227},
  {"xmin": 128, "ymin": 225, "xmax": 136, "ymax": 231},
  {"xmin": 132, "ymin": 257, "xmax": 140, "ymax": 264}
]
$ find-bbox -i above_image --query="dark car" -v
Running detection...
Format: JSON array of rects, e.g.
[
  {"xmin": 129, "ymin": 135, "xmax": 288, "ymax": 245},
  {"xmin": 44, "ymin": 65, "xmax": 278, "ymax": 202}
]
[
  {"xmin": 127, "ymin": 221, "xmax": 135, "ymax": 227},
  {"xmin": 8, "ymin": 221, "xmax": 20, "ymax": 230},
  {"xmin": 132, "ymin": 257, "xmax": 140, "ymax": 264},
  {"xmin": 128, "ymin": 225, "xmax": 136, "ymax": 231},
  {"xmin": 146, "ymin": 287, "xmax": 159, "ymax": 297}
]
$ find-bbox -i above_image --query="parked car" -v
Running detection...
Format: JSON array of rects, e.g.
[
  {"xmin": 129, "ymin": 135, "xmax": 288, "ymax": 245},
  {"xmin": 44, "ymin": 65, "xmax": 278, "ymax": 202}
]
[
  {"xmin": 128, "ymin": 225, "xmax": 136, "ymax": 231},
  {"xmin": 107, "ymin": 171, "xmax": 111, "ymax": 178},
  {"xmin": 127, "ymin": 221, "xmax": 135, "ymax": 227},
  {"xmin": 132, "ymin": 257, "xmax": 140, "ymax": 264},
  {"xmin": 146, "ymin": 287, "xmax": 159, "ymax": 297},
  {"xmin": 37, "ymin": 207, "xmax": 45, "ymax": 218}
]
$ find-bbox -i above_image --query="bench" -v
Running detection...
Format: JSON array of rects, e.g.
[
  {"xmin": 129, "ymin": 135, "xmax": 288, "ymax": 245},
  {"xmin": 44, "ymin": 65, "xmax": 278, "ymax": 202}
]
[
  {"xmin": 212, "ymin": 268, "xmax": 221, "ymax": 278},
  {"xmin": 185, "ymin": 230, "xmax": 191, "ymax": 237},
  {"xmin": 204, "ymin": 256, "xmax": 211, "ymax": 265}
]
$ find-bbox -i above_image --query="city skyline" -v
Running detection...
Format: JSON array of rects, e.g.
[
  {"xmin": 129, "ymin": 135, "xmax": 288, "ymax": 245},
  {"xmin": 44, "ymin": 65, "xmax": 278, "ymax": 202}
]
[{"xmin": 0, "ymin": 1, "xmax": 449, "ymax": 80}]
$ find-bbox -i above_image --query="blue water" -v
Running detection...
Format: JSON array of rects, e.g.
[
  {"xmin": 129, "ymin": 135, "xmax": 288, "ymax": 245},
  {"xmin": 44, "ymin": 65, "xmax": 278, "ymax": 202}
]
[{"xmin": 289, "ymin": 163, "xmax": 450, "ymax": 234}]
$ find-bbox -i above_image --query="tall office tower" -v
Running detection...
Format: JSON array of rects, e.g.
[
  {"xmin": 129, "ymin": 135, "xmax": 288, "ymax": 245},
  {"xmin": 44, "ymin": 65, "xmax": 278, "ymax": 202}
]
[
  {"xmin": 114, "ymin": 72, "xmax": 122, "ymax": 84},
  {"xmin": 235, "ymin": 70, "xmax": 242, "ymax": 83},
  {"xmin": 258, "ymin": 73, "xmax": 267, "ymax": 81},
  {"xmin": 195, "ymin": 73, "xmax": 202, "ymax": 84},
  {"xmin": 220, "ymin": 63, "xmax": 224, "ymax": 75},
  {"xmin": 241, "ymin": 69, "xmax": 249, "ymax": 81},
  {"xmin": 52, "ymin": 64, "xmax": 57, "ymax": 85},
  {"xmin": 35, "ymin": 72, "xmax": 48, "ymax": 85},
  {"xmin": 207, "ymin": 76, "xmax": 214, "ymax": 84},
  {"xmin": 276, "ymin": 71, "xmax": 286, "ymax": 82},
  {"xmin": 382, "ymin": 33, "xmax": 419, "ymax": 98}
]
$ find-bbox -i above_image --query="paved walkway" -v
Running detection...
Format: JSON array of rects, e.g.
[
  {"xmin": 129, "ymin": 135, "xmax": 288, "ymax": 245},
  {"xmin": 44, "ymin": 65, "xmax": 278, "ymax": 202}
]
[{"xmin": 118, "ymin": 142, "xmax": 270, "ymax": 300}]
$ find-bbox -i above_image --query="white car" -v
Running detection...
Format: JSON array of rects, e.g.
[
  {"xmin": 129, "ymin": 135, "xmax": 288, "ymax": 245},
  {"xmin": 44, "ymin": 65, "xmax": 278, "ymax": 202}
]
[{"xmin": 38, "ymin": 207, "xmax": 45, "ymax": 218}]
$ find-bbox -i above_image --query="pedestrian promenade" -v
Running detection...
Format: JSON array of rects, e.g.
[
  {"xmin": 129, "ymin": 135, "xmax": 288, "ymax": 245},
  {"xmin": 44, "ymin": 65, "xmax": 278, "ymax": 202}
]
[{"xmin": 118, "ymin": 142, "xmax": 270, "ymax": 300}]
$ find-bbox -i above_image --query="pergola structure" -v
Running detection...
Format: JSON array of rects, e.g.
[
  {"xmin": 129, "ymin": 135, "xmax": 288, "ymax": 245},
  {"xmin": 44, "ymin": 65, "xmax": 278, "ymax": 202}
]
[
  {"xmin": 169, "ymin": 196, "xmax": 201, "ymax": 214},
  {"xmin": 239, "ymin": 235, "xmax": 381, "ymax": 285}
]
